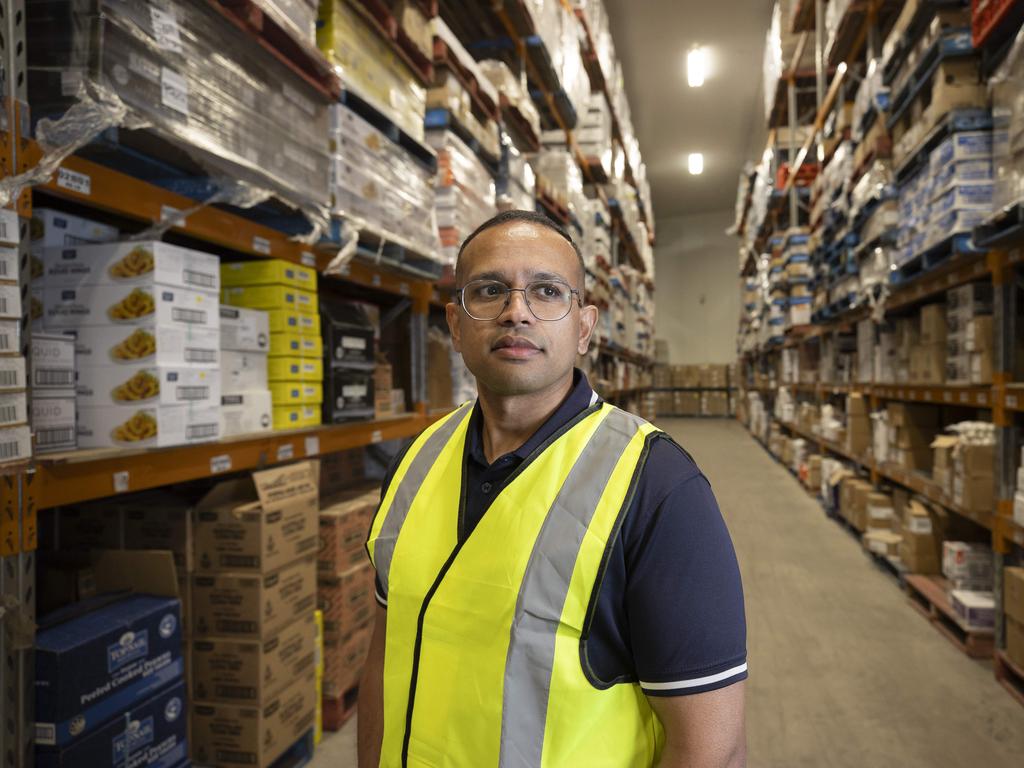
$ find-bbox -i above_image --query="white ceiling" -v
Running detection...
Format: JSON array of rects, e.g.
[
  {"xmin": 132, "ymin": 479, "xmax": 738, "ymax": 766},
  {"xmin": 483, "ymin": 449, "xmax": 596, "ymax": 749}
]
[{"xmin": 604, "ymin": 0, "xmax": 776, "ymax": 222}]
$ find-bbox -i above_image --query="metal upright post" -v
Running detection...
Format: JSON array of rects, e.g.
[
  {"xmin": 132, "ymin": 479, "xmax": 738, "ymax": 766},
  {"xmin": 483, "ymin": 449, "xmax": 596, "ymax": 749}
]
[
  {"xmin": 787, "ymin": 75, "xmax": 799, "ymax": 227},
  {"xmin": 814, "ymin": 0, "xmax": 826, "ymax": 108}
]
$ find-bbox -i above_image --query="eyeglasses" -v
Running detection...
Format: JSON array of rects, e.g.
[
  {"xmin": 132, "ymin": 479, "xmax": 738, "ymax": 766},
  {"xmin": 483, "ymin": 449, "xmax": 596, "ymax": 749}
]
[{"xmin": 458, "ymin": 278, "xmax": 582, "ymax": 322}]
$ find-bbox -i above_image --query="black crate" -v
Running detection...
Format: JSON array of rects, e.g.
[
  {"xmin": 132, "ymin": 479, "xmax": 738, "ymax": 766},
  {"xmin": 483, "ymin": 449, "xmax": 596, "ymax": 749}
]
[{"xmin": 323, "ymin": 367, "xmax": 375, "ymax": 424}]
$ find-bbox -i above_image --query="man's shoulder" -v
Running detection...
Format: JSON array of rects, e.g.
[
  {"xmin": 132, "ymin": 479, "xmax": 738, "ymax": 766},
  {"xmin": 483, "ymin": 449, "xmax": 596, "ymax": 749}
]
[{"xmin": 638, "ymin": 431, "xmax": 704, "ymax": 496}]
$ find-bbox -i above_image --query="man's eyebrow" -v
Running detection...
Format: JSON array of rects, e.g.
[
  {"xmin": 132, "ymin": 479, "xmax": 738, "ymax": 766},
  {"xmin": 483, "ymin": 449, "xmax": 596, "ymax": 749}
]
[
  {"xmin": 531, "ymin": 270, "xmax": 570, "ymax": 283},
  {"xmin": 465, "ymin": 270, "xmax": 509, "ymax": 283}
]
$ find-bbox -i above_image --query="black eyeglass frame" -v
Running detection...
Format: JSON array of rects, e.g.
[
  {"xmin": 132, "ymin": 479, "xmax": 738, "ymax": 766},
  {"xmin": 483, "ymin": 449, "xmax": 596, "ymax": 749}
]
[{"xmin": 456, "ymin": 279, "xmax": 584, "ymax": 322}]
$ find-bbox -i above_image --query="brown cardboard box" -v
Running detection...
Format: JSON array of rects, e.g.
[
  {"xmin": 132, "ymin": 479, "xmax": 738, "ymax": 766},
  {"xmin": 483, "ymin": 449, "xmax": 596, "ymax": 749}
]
[
  {"xmin": 847, "ymin": 392, "xmax": 868, "ymax": 416},
  {"xmin": 806, "ymin": 455, "xmax": 822, "ymax": 491},
  {"xmin": 654, "ymin": 392, "xmax": 673, "ymax": 415},
  {"xmin": 919, "ymin": 304, "xmax": 947, "ymax": 345},
  {"xmin": 971, "ymin": 347, "xmax": 993, "ymax": 384},
  {"xmin": 911, "ymin": 342, "xmax": 946, "ymax": 383},
  {"xmin": 702, "ymin": 391, "xmax": 729, "ymax": 417},
  {"xmin": 866, "ymin": 492, "xmax": 894, "ymax": 530},
  {"xmin": 955, "ymin": 443, "xmax": 994, "ymax": 477},
  {"xmin": 373, "ymin": 363, "xmax": 393, "ymax": 392},
  {"xmin": 851, "ymin": 481, "xmax": 874, "ymax": 532},
  {"xmin": 318, "ymin": 488, "xmax": 378, "ymax": 574},
  {"xmin": 323, "ymin": 623, "xmax": 373, "ymax": 698},
  {"xmin": 699, "ymin": 364, "xmax": 728, "ymax": 388},
  {"xmin": 1004, "ymin": 567, "xmax": 1024, "ymax": 625},
  {"xmin": 847, "ymin": 416, "xmax": 871, "ymax": 457},
  {"xmin": 191, "ymin": 670, "xmax": 317, "ymax": 768},
  {"xmin": 426, "ymin": 332, "xmax": 454, "ymax": 410},
  {"xmin": 898, "ymin": 444, "xmax": 934, "ymax": 473},
  {"xmin": 653, "ymin": 365, "xmax": 671, "ymax": 388},
  {"xmin": 953, "ymin": 473, "xmax": 994, "ymax": 514},
  {"xmin": 194, "ymin": 462, "xmax": 319, "ymax": 574},
  {"xmin": 900, "ymin": 532, "xmax": 942, "ymax": 574},
  {"xmin": 1007, "ymin": 616, "xmax": 1024, "ymax": 671},
  {"xmin": 374, "ymin": 389, "xmax": 393, "ymax": 418},
  {"xmin": 864, "ymin": 530, "xmax": 901, "ymax": 557},
  {"xmin": 319, "ymin": 562, "xmax": 375, "ymax": 645},
  {"xmin": 192, "ymin": 555, "xmax": 317, "ymax": 639},
  {"xmin": 189, "ymin": 613, "xmax": 316, "ymax": 705},
  {"xmin": 673, "ymin": 392, "xmax": 700, "ymax": 416},
  {"xmin": 888, "ymin": 402, "xmax": 939, "ymax": 429}
]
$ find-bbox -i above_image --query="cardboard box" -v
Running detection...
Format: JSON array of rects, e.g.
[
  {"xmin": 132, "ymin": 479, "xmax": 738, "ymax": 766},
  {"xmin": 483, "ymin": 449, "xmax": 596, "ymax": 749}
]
[
  {"xmin": 221, "ymin": 389, "xmax": 273, "ymax": 437},
  {"xmin": 268, "ymin": 356, "xmax": 323, "ymax": 382},
  {"xmin": 220, "ymin": 305, "xmax": 270, "ymax": 353},
  {"xmin": 35, "ymin": 680, "xmax": 187, "ymax": 768},
  {"xmin": 0, "ymin": 391, "xmax": 28, "ymax": 429},
  {"xmin": 324, "ymin": 368, "xmax": 375, "ymax": 423},
  {"xmin": 0, "ymin": 319, "xmax": 21, "ymax": 355},
  {"xmin": 950, "ymin": 590, "xmax": 995, "ymax": 629},
  {"xmin": 194, "ymin": 462, "xmax": 319, "ymax": 574},
  {"xmin": 318, "ymin": 489, "xmax": 378, "ymax": 574},
  {"xmin": 1008, "ymin": 616, "xmax": 1024, "ymax": 671},
  {"xmin": 44, "ymin": 284, "xmax": 219, "ymax": 330},
  {"xmin": 222, "ymin": 350, "xmax": 269, "ymax": 392},
  {"xmin": 866, "ymin": 493, "xmax": 894, "ymax": 530},
  {"xmin": 0, "ymin": 282, "xmax": 21, "ymax": 320},
  {"xmin": 34, "ymin": 594, "xmax": 184, "ymax": 747},
  {"xmin": 0, "ymin": 424, "xmax": 37, "ymax": 463},
  {"xmin": 919, "ymin": 304, "xmax": 947, "ymax": 345},
  {"xmin": 1004, "ymin": 567, "xmax": 1024, "ymax": 625},
  {"xmin": 864, "ymin": 530, "xmax": 901, "ymax": 557},
  {"xmin": 910, "ymin": 342, "xmax": 945, "ymax": 383},
  {"xmin": 323, "ymin": 624, "xmax": 372, "ymax": 699},
  {"xmin": 965, "ymin": 315, "xmax": 993, "ymax": 352},
  {"xmin": 266, "ymin": 308, "xmax": 320, "ymax": 336},
  {"xmin": 73, "ymin": 323, "xmax": 221, "ymax": 367},
  {"xmin": 900, "ymin": 532, "xmax": 942, "ymax": 574},
  {"xmin": 76, "ymin": 365, "xmax": 220, "ymax": 408},
  {"xmin": 189, "ymin": 613, "xmax": 316, "ymax": 705},
  {"xmin": 0, "ymin": 355, "xmax": 27, "ymax": 391},
  {"xmin": 953, "ymin": 472, "xmax": 993, "ymax": 514},
  {"xmin": 192, "ymin": 555, "xmax": 317, "ymax": 639},
  {"xmin": 318, "ymin": 563, "xmax": 375, "ymax": 645},
  {"xmin": 847, "ymin": 416, "xmax": 871, "ymax": 457},
  {"xmin": 270, "ymin": 381, "xmax": 324, "ymax": 406},
  {"xmin": 32, "ymin": 396, "xmax": 77, "ymax": 452},
  {"xmin": 77, "ymin": 403, "xmax": 220, "ymax": 449},
  {"xmin": 273, "ymin": 404, "xmax": 321, "ymax": 430},
  {"xmin": 222, "ymin": 285, "xmax": 318, "ymax": 316},
  {"xmin": 673, "ymin": 391, "xmax": 700, "ymax": 416},
  {"xmin": 323, "ymin": 305, "xmax": 376, "ymax": 369},
  {"xmin": 30, "ymin": 208, "xmax": 119, "ymax": 249},
  {"xmin": 942, "ymin": 541, "xmax": 992, "ymax": 583},
  {"xmin": 41, "ymin": 241, "xmax": 220, "ymax": 293},
  {"xmin": 220, "ymin": 259, "xmax": 316, "ymax": 291},
  {"xmin": 190, "ymin": 670, "xmax": 316, "ymax": 768},
  {"xmin": 269, "ymin": 332, "xmax": 322, "ymax": 359},
  {"xmin": 30, "ymin": 333, "xmax": 76, "ymax": 394}
]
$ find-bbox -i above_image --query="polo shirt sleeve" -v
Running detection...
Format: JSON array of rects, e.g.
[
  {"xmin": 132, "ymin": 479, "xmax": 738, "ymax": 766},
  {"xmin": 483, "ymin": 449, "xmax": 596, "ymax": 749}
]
[{"xmin": 623, "ymin": 441, "xmax": 747, "ymax": 697}]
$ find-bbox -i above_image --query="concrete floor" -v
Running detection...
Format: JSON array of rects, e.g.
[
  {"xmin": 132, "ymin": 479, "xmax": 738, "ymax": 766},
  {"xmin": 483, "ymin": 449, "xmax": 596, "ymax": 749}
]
[{"xmin": 311, "ymin": 418, "xmax": 1024, "ymax": 767}]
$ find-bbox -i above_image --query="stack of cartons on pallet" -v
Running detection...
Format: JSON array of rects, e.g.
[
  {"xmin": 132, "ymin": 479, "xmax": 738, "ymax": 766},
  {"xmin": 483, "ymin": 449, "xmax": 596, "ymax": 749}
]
[
  {"xmin": 946, "ymin": 283, "xmax": 993, "ymax": 384},
  {"xmin": 1005, "ymin": 567, "xmax": 1024, "ymax": 670},
  {"xmin": 189, "ymin": 462, "xmax": 319, "ymax": 768},
  {"xmin": 887, "ymin": 403, "xmax": 939, "ymax": 474}
]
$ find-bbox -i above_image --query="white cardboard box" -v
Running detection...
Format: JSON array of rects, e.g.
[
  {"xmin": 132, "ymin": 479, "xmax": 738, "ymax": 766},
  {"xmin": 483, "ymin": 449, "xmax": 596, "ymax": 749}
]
[
  {"xmin": 0, "ymin": 320, "xmax": 20, "ymax": 355},
  {"xmin": 73, "ymin": 323, "xmax": 220, "ymax": 368},
  {"xmin": 0, "ymin": 392, "xmax": 28, "ymax": 428},
  {"xmin": 43, "ymin": 284, "xmax": 219, "ymax": 330},
  {"xmin": 31, "ymin": 396, "xmax": 77, "ymax": 452},
  {"xmin": 29, "ymin": 333, "xmax": 76, "ymax": 395},
  {"xmin": 0, "ymin": 357, "xmax": 27, "ymax": 392},
  {"xmin": 220, "ymin": 306, "xmax": 270, "ymax": 353},
  {"xmin": 76, "ymin": 365, "xmax": 221, "ymax": 408},
  {"xmin": 0, "ymin": 247, "xmax": 18, "ymax": 282},
  {"xmin": 222, "ymin": 350, "xmax": 269, "ymax": 393},
  {"xmin": 41, "ymin": 241, "xmax": 220, "ymax": 293},
  {"xmin": 0, "ymin": 425, "xmax": 31, "ymax": 464},
  {"xmin": 30, "ymin": 208, "xmax": 119, "ymax": 248},
  {"xmin": 220, "ymin": 389, "xmax": 273, "ymax": 437},
  {"xmin": 77, "ymin": 403, "xmax": 221, "ymax": 448},
  {"xmin": 0, "ymin": 283, "xmax": 21, "ymax": 320}
]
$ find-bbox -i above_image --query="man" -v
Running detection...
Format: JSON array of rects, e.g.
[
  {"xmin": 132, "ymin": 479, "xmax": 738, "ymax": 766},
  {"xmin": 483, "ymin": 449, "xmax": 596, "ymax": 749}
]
[{"xmin": 359, "ymin": 210, "xmax": 746, "ymax": 767}]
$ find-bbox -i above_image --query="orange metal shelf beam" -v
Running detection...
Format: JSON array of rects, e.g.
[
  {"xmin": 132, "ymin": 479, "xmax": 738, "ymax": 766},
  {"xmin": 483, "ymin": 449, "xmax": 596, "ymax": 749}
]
[{"xmin": 32, "ymin": 414, "xmax": 433, "ymax": 510}]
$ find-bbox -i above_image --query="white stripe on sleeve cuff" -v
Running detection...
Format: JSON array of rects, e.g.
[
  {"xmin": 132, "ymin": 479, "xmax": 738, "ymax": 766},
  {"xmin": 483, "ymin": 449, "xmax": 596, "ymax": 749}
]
[{"xmin": 640, "ymin": 663, "xmax": 748, "ymax": 692}]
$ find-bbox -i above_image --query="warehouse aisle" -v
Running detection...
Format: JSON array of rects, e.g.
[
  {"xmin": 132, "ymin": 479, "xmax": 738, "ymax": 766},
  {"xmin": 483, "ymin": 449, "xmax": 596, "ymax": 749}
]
[
  {"xmin": 671, "ymin": 417, "xmax": 1024, "ymax": 768},
  {"xmin": 312, "ymin": 418, "xmax": 1024, "ymax": 767}
]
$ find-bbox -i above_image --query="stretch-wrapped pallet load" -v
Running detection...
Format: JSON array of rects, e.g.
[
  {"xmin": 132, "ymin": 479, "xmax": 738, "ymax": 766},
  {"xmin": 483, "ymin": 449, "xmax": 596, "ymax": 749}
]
[
  {"xmin": 221, "ymin": 260, "xmax": 322, "ymax": 431},
  {"xmin": 28, "ymin": 0, "xmax": 331, "ymax": 222},
  {"xmin": 38, "ymin": 241, "xmax": 222, "ymax": 449},
  {"xmin": 317, "ymin": 0, "xmax": 426, "ymax": 143},
  {"xmin": 478, "ymin": 59, "xmax": 542, "ymax": 146},
  {"xmin": 429, "ymin": 130, "xmax": 497, "ymax": 265},
  {"xmin": 329, "ymin": 103, "xmax": 439, "ymax": 258}
]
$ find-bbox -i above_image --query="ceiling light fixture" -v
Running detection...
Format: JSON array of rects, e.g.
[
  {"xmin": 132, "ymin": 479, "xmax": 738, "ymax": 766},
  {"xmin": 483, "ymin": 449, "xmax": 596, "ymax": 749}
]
[
  {"xmin": 688, "ymin": 152, "xmax": 704, "ymax": 175},
  {"xmin": 687, "ymin": 46, "xmax": 708, "ymax": 88}
]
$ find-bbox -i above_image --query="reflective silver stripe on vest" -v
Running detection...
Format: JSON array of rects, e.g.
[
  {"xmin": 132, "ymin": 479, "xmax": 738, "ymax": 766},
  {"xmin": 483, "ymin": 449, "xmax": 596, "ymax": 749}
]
[
  {"xmin": 499, "ymin": 406, "xmax": 648, "ymax": 767},
  {"xmin": 375, "ymin": 403, "xmax": 472, "ymax": 595}
]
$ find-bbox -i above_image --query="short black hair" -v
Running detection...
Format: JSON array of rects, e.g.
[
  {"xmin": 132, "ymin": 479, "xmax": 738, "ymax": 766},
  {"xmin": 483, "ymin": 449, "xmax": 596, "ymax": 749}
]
[{"xmin": 456, "ymin": 209, "xmax": 585, "ymax": 286}]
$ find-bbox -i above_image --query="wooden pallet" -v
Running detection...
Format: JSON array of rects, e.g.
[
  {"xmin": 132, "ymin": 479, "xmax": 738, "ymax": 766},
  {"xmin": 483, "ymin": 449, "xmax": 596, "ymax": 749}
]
[
  {"xmin": 323, "ymin": 686, "xmax": 360, "ymax": 731},
  {"xmin": 904, "ymin": 574, "xmax": 994, "ymax": 659},
  {"xmin": 994, "ymin": 650, "xmax": 1024, "ymax": 708}
]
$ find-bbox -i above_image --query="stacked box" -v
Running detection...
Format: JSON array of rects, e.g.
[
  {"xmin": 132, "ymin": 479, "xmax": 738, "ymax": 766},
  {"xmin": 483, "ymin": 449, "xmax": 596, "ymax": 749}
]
[
  {"xmin": 946, "ymin": 283, "xmax": 993, "ymax": 385},
  {"xmin": 701, "ymin": 391, "xmax": 729, "ymax": 417},
  {"xmin": 321, "ymin": 299, "xmax": 376, "ymax": 424},
  {"xmin": 887, "ymin": 403, "xmax": 939, "ymax": 473},
  {"xmin": 41, "ymin": 241, "xmax": 221, "ymax": 449},
  {"xmin": 931, "ymin": 434, "xmax": 959, "ymax": 494},
  {"xmin": 29, "ymin": 334, "xmax": 74, "ymax": 453},
  {"xmin": 846, "ymin": 393, "xmax": 871, "ymax": 457},
  {"xmin": 189, "ymin": 462, "xmax": 319, "ymax": 767},
  {"xmin": 942, "ymin": 541, "xmax": 993, "ymax": 591},
  {"xmin": 1005, "ymin": 567, "xmax": 1024, "ymax": 670},
  {"xmin": 429, "ymin": 130, "xmax": 497, "ymax": 265},
  {"xmin": 222, "ymin": 260, "xmax": 322, "ymax": 431},
  {"xmin": 220, "ymin": 304, "xmax": 273, "ymax": 437},
  {"xmin": 953, "ymin": 437, "xmax": 995, "ymax": 515},
  {"xmin": 911, "ymin": 303, "xmax": 946, "ymax": 384},
  {"xmin": 34, "ymin": 594, "xmax": 186, "ymax": 766},
  {"xmin": 317, "ymin": 489, "xmax": 377, "ymax": 715},
  {"xmin": 899, "ymin": 499, "xmax": 944, "ymax": 574}
]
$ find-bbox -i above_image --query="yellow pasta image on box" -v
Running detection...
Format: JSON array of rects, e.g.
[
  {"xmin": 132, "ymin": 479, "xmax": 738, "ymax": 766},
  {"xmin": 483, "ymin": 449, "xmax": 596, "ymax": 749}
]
[
  {"xmin": 269, "ymin": 381, "xmax": 323, "ymax": 406},
  {"xmin": 221, "ymin": 285, "xmax": 318, "ymax": 315},
  {"xmin": 221, "ymin": 260, "xmax": 316, "ymax": 290},
  {"xmin": 108, "ymin": 245, "xmax": 156, "ymax": 279},
  {"xmin": 112, "ymin": 410, "xmax": 159, "ymax": 443},
  {"xmin": 108, "ymin": 288, "xmax": 156, "ymax": 321},
  {"xmin": 268, "ymin": 333, "xmax": 323, "ymax": 358},
  {"xmin": 111, "ymin": 370, "xmax": 161, "ymax": 403},
  {"xmin": 111, "ymin": 329, "xmax": 157, "ymax": 361},
  {"xmin": 268, "ymin": 357, "xmax": 323, "ymax": 382},
  {"xmin": 272, "ymin": 404, "xmax": 321, "ymax": 431}
]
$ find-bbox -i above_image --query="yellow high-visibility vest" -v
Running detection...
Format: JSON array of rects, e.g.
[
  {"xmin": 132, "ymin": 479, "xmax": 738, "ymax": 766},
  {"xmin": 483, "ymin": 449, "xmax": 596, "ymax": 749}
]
[{"xmin": 367, "ymin": 401, "xmax": 665, "ymax": 767}]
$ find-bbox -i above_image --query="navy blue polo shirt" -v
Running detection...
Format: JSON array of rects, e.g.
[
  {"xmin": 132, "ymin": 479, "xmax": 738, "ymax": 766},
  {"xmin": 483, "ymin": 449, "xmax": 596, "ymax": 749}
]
[{"xmin": 375, "ymin": 370, "xmax": 747, "ymax": 696}]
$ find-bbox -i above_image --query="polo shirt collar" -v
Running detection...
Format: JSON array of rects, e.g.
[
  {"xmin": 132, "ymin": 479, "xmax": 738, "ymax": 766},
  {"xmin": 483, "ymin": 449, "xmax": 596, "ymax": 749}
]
[{"xmin": 467, "ymin": 368, "xmax": 598, "ymax": 467}]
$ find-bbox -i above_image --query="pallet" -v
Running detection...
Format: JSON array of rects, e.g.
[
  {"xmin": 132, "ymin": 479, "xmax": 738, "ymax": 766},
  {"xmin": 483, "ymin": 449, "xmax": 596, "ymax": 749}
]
[
  {"xmin": 323, "ymin": 686, "xmax": 361, "ymax": 731},
  {"xmin": 499, "ymin": 93, "xmax": 541, "ymax": 153},
  {"xmin": 424, "ymin": 108, "xmax": 501, "ymax": 172},
  {"xmin": 974, "ymin": 202, "xmax": 1024, "ymax": 250},
  {"xmin": 894, "ymin": 108, "xmax": 992, "ymax": 186},
  {"xmin": 326, "ymin": 218, "xmax": 444, "ymax": 281},
  {"xmin": 433, "ymin": 37, "xmax": 499, "ymax": 122},
  {"xmin": 889, "ymin": 232, "xmax": 982, "ymax": 285},
  {"xmin": 994, "ymin": 650, "xmax": 1024, "ymax": 708},
  {"xmin": 904, "ymin": 574, "xmax": 994, "ymax": 659}
]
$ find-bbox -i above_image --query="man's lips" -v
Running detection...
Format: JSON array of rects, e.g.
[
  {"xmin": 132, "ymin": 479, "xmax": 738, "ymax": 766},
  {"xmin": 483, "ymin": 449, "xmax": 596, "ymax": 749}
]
[{"xmin": 491, "ymin": 336, "xmax": 542, "ymax": 357}]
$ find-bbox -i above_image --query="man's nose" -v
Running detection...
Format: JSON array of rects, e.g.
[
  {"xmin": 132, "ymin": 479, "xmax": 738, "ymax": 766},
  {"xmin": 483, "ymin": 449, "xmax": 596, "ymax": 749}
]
[{"xmin": 498, "ymin": 290, "xmax": 534, "ymax": 325}]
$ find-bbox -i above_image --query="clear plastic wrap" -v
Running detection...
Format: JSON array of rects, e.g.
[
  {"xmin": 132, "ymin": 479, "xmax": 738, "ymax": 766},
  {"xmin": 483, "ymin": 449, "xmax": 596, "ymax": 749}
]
[
  {"xmin": 478, "ymin": 59, "xmax": 542, "ymax": 142},
  {"xmin": 428, "ymin": 130, "xmax": 497, "ymax": 262},
  {"xmin": 27, "ymin": 0, "xmax": 331, "ymax": 226},
  {"xmin": 991, "ymin": 25, "xmax": 1024, "ymax": 212},
  {"xmin": 318, "ymin": 0, "xmax": 426, "ymax": 143},
  {"xmin": 253, "ymin": 0, "xmax": 317, "ymax": 47}
]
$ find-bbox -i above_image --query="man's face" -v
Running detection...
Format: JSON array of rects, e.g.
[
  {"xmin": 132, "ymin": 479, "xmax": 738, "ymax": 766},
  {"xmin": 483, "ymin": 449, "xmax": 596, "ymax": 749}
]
[{"xmin": 446, "ymin": 222, "xmax": 598, "ymax": 397}]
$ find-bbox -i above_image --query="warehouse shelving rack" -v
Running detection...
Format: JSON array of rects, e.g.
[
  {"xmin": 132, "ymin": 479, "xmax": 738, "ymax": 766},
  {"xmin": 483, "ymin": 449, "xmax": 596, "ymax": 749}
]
[{"xmin": 736, "ymin": 0, "xmax": 1024, "ymax": 699}]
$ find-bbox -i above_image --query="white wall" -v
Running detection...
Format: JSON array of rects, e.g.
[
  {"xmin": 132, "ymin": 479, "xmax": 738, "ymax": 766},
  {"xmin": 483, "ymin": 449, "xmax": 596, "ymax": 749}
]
[{"xmin": 653, "ymin": 210, "xmax": 739, "ymax": 365}]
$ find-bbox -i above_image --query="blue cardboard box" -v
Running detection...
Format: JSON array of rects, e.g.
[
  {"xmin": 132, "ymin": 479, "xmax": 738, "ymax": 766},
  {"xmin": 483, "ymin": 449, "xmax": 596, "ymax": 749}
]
[
  {"xmin": 35, "ymin": 594, "xmax": 183, "ymax": 747},
  {"xmin": 36, "ymin": 680, "xmax": 187, "ymax": 768}
]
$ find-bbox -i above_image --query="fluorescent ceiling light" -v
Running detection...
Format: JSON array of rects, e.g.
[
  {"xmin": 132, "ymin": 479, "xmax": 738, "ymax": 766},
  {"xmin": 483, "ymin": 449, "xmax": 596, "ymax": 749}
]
[
  {"xmin": 688, "ymin": 152, "xmax": 704, "ymax": 175},
  {"xmin": 687, "ymin": 47, "xmax": 708, "ymax": 88}
]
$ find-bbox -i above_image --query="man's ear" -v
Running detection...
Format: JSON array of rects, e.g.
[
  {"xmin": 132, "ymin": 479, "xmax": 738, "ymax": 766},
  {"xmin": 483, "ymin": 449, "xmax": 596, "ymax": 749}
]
[
  {"xmin": 446, "ymin": 302, "xmax": 462, "ymax": 353},
  {"xmin": 577, "ymin": 304, "xmax": 598, "ymax": 355}
]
